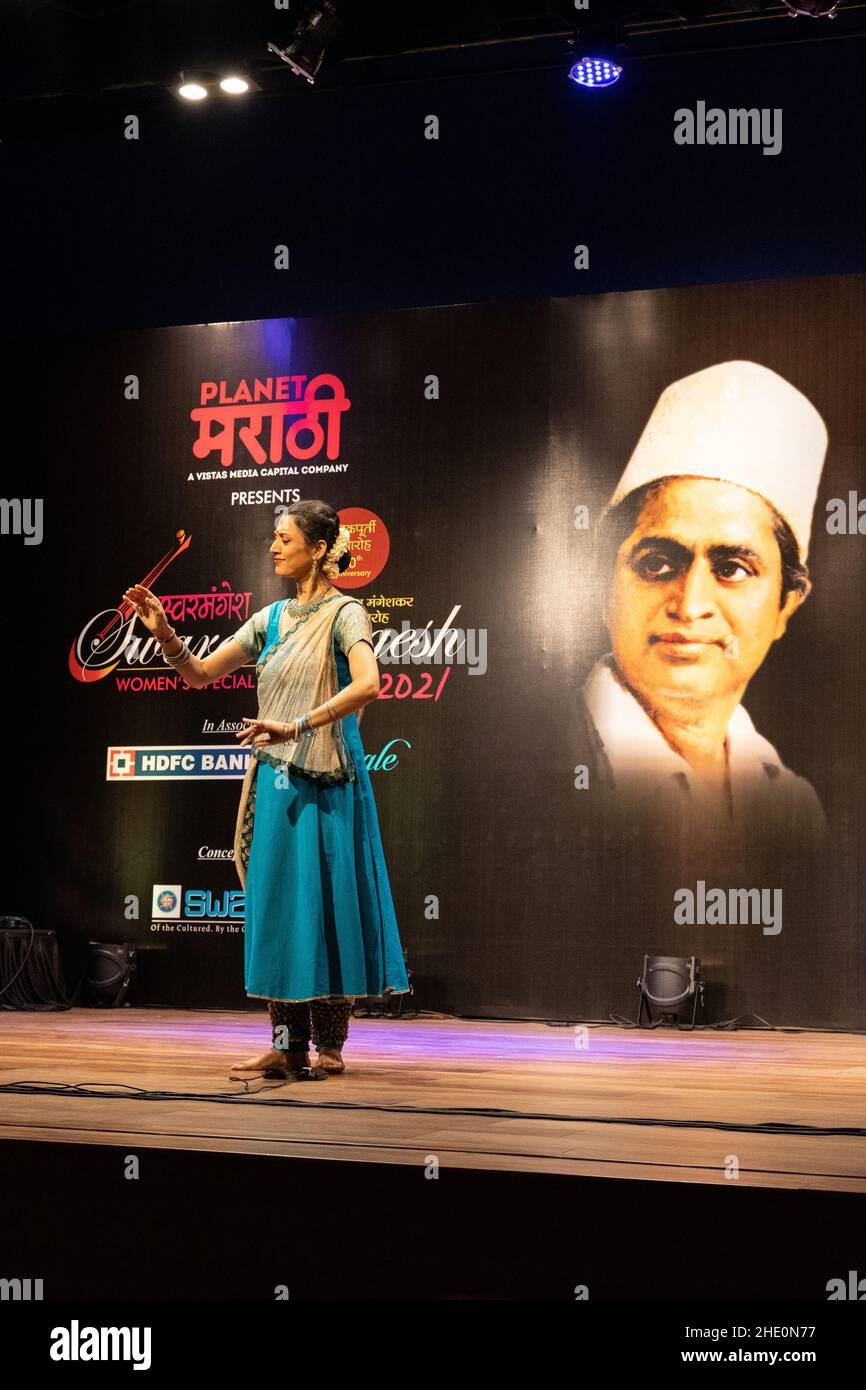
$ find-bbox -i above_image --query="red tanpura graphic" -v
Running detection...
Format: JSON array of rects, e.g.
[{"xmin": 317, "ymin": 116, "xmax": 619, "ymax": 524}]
[{"xmin": 68, "ymin": 529, "xmax": 192, "ymax": 684}]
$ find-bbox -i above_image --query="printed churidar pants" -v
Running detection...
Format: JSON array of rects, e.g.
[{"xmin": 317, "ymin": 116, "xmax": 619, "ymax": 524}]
[{"xmin": 268, "ymin": 996, "xmax": 352, "ymax": 1051}]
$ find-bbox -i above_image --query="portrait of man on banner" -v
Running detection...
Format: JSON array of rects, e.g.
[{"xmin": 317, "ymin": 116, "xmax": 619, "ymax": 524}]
[{"xmin": 576, "ymin": 360, "xmax": 830, "ymax": 858}]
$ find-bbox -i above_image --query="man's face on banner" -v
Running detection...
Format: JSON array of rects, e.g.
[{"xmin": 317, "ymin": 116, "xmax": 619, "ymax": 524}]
[{"xmin": 604, "ymin": 477, "xmax": 803, "ymax": 708}]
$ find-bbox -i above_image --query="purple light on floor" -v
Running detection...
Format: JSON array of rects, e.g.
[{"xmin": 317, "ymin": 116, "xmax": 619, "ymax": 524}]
[{"xmin": 211, "ymin": 1014, "xmax": 766, "ymax": 1066}]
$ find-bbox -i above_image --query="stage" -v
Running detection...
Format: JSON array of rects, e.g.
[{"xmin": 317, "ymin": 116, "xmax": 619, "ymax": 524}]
[
  {"xmin": 1, "ymin": 1008, "xmax": 864, "ymax": 1190},
  {"xmin": 2, "ymin": 1008, "xmax": 865, "ymax": 1300}
]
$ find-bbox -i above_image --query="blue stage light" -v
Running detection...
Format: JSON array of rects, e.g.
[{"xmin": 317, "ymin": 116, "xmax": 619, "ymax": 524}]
[{"xmin": 569, "ymin": 56, "xmax": 622, "ymax": 89}]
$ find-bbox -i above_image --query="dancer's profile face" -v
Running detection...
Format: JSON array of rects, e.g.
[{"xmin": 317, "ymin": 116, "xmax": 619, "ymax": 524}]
[{"xmin": 270, "ymin": 516, "xmax": 318, "ymax": 577}]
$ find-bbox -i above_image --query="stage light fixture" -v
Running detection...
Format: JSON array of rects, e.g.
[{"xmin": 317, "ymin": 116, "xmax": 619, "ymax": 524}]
[
  {"xmin": 569, "ymin": 56, "xmax": 622, "ymax": 89},
  {"xmin": 85, "ymin": 942, "xmax": 137, "ymax": 1008},
  {"xmin": 635, "ymin": 955, "xmax": 704, "ymax": 1029},
  {"xmin": 267, "ymin": 1, "xmax": 344, "ymax": 86},
  {"xmin": 781, "ymin": 0, "xmax": 840, "ymax": 15},
  {"xmin": 178, "ymin": 78, "xmax": 208, "ymax": 101},
  {"xmin": 175, "ymin": 68, "xmax": 261, "ymax": 102}
]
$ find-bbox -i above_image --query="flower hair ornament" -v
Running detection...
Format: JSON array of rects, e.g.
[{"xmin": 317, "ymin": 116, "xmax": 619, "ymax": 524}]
[{"xmin": 321, "ymin": 524, "xmax": 352, "ymax": 578}]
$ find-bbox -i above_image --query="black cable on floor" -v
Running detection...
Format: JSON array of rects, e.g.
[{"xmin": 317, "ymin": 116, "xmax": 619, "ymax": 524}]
[{"xmin": 0, "ymin": 1080, "xmax": 863, "ymax": 1138}]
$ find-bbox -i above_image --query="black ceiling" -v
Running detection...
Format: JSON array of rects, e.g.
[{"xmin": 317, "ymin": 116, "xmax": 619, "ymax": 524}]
[{"xmin": 2, "ymin": 0, "xmax": 863, "ymax": 104}]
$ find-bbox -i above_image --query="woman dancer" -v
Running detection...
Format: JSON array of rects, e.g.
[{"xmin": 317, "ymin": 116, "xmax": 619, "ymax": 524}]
[{"xmin": 124, "ymin": 500, "xmax": 411, "ymax": 1076}]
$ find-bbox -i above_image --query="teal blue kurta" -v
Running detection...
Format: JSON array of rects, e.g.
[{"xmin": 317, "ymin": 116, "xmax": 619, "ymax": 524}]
[{"xmin": 233, "ymin": 596, "xmax": 411, "ymax": 1004}]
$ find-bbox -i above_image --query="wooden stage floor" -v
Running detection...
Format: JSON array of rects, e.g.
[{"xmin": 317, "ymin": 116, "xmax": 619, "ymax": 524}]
[{"xmin": 1, "ymin": 1007, "xmax": 864, "ymax": 1193}]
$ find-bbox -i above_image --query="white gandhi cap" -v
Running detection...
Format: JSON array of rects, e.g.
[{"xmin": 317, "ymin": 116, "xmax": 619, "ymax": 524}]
[{"xmin": 607, "ymin": 361, "xmax": 828, "ymax": 561}]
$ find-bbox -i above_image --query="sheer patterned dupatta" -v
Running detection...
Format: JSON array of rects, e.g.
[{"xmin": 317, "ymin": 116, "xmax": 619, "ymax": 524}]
[{"xmin": 233, "ymin": 592, "xmax": 358, "ymax": 887}]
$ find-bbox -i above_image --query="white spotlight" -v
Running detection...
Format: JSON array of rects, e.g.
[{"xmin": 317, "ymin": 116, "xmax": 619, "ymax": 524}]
[{"xmin": 219, "ymin": 76, "xmax": 250, "ymax": 95}]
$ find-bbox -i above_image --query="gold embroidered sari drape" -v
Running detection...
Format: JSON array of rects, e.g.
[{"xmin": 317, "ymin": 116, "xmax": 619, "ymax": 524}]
[{"xmin": 233, "ymin": 593, "xmax": 358, "ymax": 888}]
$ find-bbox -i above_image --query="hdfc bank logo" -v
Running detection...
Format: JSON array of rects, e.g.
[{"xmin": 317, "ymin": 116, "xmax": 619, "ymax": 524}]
[
  {"xmin": 106, "ymin": 746, "xmax": 250, "ymax": 780},
  {"xmin": 152, "ymin": 886, "xmax": 181, "ymax": 918},
  {"xmin": 108, "ymin": 749, "xmax": 138, "ymax": 778}
]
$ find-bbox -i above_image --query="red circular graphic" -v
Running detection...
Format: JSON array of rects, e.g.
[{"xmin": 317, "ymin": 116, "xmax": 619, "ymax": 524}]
[{"xmin": 332, "ymin": 508, "xmax": 390, "ymax": 588}]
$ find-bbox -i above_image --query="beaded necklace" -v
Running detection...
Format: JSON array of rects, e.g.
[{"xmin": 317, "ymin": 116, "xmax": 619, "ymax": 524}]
[{"xmin": 282, "ymin": 584, "xmax": 336, "ymax": 617}]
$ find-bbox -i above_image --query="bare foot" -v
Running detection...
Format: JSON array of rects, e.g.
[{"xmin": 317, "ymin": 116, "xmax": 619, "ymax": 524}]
[
  {"xmin": 231, "ymin": 1046, "xmax": 310, "ymax": 1073},
  {"xmin": 317, "ymin": 1046, "xmax": 345, "ymax": 1073}
]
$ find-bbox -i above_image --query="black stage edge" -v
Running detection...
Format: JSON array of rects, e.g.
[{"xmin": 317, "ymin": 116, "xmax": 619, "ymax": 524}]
[{"xmin": 1, "ymin": 1139, "xmax": 865, "ymax": 1302}]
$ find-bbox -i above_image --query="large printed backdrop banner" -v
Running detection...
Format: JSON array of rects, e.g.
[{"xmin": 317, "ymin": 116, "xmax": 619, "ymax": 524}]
[{"xmin": 49, "ymin": 274, "xmax": 864, "ymax": 1025}]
